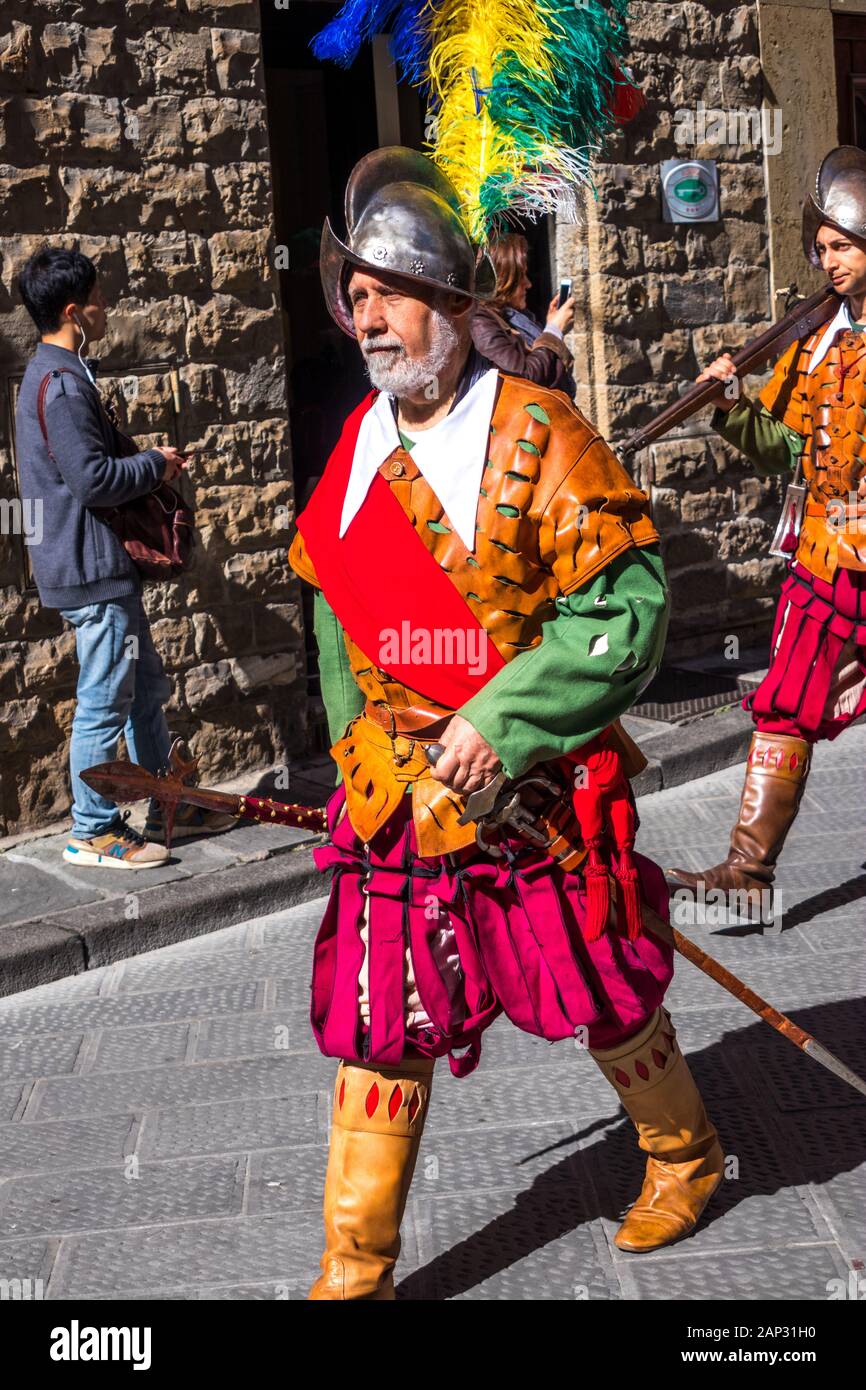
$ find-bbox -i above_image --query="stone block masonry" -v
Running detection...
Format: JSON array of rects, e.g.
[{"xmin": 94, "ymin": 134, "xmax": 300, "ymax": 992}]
[
  {"xmin": 0, "ymin": 0, "xmax": 305, "ymax": 835},
  {"xmin": 562, "ymin": 2, "xmax": 783, "ymax": 660}
]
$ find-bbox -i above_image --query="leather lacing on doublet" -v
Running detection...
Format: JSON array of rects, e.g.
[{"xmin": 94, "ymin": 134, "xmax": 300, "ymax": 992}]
[
  {"xmin": 760, "ymin": 330, "xmax": 866, "ymax": 580},
  {"xmin": 290, "ymin": 376, "xmax": 659, "ymax": 856}
]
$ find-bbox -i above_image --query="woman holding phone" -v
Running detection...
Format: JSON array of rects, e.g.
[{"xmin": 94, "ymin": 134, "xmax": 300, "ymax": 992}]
[{"xmin": 470, "ymin": 232, "xmax": 577, "ymax": 396}]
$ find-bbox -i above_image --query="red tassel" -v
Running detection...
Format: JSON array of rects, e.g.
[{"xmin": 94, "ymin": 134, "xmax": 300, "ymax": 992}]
[
  {"xmin": 780, "ymin": 507, "xmax": 799, "ymax": 553},
  {"xmin": 610, "ymin": 63, "xmax": 646, "ymax": 125},
  {"xmin": 566, "ymin": 735, "xmax": 631, "ymax": 943},
  {"xmin": 614, "ymin": 850, "xmax": 644, "ymax": 941},
  {"xmin": 583, "ymin": 842, "xmax": 611, "ymax": 942}
]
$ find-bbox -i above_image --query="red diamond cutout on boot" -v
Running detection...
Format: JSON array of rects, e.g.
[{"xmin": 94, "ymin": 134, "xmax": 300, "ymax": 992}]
[
  {"xmin": 407, "ymin": 1087, "xmax": 420, "ymax": 1122},
  {"xmin": 635, "ymin": 1060, "xmax": 649, "ymax": 1080},
  {"xmin": 388, "ymin": 1085, "xmax": 403, "ymax": 1121},
  {"xmin": 365, "ymin": 1082, "xmax": 379, "ymax": 1118},
  {"xmin": 338, "ymin": 1077, "xmax": 346, "ymax": 1109},
  {"xmin": 651, "ymin": 1048, "xmax": 667, "ymax": 1069},
  {"xmin": 614, "ymin": 1067, "xmax": 631, "ymax": 1087}
]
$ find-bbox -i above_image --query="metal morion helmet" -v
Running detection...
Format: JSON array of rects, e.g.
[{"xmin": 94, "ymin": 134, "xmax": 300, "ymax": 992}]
[
  {"xmin": 320, "ymin": 146, "xmax": 497, "ymax": 337},
  {"xmin": 802, "ymin": 145, "xmax": 866, "ymax": 266}
]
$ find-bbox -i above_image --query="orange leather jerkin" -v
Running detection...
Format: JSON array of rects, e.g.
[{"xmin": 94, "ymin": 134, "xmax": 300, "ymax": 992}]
[
  {"xmin": 289, "ymin": 373, "xmax": 658, "ymax": 857},
  {"xmin": 760, "ymin": 326, "xmax": 866, "ymax": 583}
]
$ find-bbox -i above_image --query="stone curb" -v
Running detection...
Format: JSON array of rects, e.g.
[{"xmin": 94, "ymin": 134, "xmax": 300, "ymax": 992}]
[
  {"xmin": 0, "ymin": 839, "xmax": 327, "ymax": 1000},
  {"xmin": 626, "ymin": 705, "xmax": 754, "ymax": 797},
  {"xmin": 0, "ymin": 708, "xmax": 756, "ymax": 998}
]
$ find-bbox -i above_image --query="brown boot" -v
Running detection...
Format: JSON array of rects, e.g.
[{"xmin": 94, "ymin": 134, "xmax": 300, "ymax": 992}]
[
  {"xmin": 308, "ymin": 1056, "xmax": 434, "ymax": 1300},
  {"xmin": 591, "ymin": 1008, "xmax": 724, "ymax": 1252},
  {"xmin": 665, "ymin": 731, "xmax": 810, "ymax": 909}
]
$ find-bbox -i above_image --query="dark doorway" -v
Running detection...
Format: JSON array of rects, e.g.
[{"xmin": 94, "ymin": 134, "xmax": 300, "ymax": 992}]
[
  {"xmin": 260, "ymin": 2, "xmax": 427, "ymax": 746},
  {"xmin": 259, "ymin": 3, "xmax": 555, "ymax": 745},
  {"xmin": 835, "ymin": 13, "xmax": 866, "ymax": 147},
  {"xmin": 519, "ymin": 216, "xmax": 556, "ymax": 327},
  {"xmin": 260, "ymin": 1, "xmax": 381, "ymax": 509},
  {"xmin": 260, "ymin": 1, "xmax": 556, "ymax": 500}
]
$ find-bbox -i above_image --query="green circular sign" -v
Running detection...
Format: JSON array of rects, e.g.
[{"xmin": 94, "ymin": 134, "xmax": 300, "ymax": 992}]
[{"xmin": 673, "ymin": 177, "xmax": 708, "ymax": 203}]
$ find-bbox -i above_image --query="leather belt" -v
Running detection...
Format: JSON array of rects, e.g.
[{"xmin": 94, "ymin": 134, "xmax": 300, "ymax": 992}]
[{"xmin": 363, "ymin": 700, "xmax": 453, "ymax": 740}]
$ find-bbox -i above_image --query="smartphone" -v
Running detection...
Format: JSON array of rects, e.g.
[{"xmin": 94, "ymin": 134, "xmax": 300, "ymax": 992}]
[{"xmin": 557, "ymin": 278, "xmax": 572, "ymax": 308}]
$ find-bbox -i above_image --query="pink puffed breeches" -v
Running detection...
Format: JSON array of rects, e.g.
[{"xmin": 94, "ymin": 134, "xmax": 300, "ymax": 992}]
[{"xmin": 310, "ymin": 785, "xmax": 674, "ymax": 1078}]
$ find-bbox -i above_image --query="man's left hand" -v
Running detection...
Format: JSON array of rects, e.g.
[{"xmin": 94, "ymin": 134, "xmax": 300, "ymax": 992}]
[{"xmin": 430, "ymin": 715, "xmax": 501, "ymax": 793}]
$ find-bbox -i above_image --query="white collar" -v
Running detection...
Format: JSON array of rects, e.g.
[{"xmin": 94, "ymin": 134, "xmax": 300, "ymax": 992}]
[
  {"xmin": 808, "ymin": 299, "xmax": 857, "ymax": 373},
  {"xmin": 339, "ymin": 368, "xmax": 500, "ymax": 550}
]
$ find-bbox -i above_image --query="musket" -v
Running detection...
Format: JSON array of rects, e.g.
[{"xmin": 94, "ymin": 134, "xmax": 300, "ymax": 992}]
[
  {"xmin": 82, "ymin": 742, "xmax": 866, "ymax": 1100},
  {"xmin": 619, "ymin": 283, "xmax": 841, "ymax": 459}
]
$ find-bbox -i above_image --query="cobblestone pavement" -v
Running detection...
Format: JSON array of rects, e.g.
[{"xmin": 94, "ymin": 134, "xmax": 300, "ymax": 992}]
[{"xmin": 0, "ymin": 730, "xmax": 864, "ymax": 1302}]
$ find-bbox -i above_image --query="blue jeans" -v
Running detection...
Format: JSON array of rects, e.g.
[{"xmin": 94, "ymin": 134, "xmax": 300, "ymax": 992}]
[{"xmin": 59, "ymin": 596, "xmax": 173, "ymax": 839}]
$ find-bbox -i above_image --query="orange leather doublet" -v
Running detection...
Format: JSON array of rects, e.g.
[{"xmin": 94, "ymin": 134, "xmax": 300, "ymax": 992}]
[
  {"xmin": 289, "ymin": 373, "xmax": 658, "ymax": 854},
  {"xmin": 760, "ymin": 328, "xmax": 866, "ymax": 581}
]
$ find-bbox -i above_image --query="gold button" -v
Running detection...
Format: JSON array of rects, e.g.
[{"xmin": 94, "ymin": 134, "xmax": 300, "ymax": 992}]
[{"xmin": 390, "ymin": 460, "xmax": 405, "ymax": 478}]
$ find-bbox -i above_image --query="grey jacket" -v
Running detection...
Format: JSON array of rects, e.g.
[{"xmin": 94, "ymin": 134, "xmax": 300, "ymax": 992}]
[{"xmin": 14, "ymin": 342, "xmax": 165, "ymax": 608}]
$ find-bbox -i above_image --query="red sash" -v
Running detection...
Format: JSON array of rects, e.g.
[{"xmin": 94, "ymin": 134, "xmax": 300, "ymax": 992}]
[
  {"xmin": 296, "ymin": 392, "xmax": 505, "ymax": 709},
  {"xmin": 298, "ymin": 395, "xmax": 648, "ymax": 939}
]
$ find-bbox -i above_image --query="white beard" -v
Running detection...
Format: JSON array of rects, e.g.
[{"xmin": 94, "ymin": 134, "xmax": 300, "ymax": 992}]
[{"xmin": 361, "ymin": 307, "xmax": 460, "ymax": 400}]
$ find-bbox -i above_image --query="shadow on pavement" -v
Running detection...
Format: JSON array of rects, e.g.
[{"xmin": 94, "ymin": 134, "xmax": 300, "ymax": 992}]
[{"xmin": 396, "ymin": 998, "xmax": 866, "ymax": 1300}]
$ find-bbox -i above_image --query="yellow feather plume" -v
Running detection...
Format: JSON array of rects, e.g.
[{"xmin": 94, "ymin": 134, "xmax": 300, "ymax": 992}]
[{"xmin": 425, "ymin": 0, "xmax": 558, "ymax": 240}]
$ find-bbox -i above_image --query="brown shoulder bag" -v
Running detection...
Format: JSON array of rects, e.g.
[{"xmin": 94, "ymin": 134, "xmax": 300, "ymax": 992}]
[{"xmin": 37, "ymin": 367, "xmax": 195, "ymax": 582}]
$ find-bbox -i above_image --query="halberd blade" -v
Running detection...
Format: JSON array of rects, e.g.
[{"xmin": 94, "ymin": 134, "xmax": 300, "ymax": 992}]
[
  {"xmin": 803, "ymin": 1039, "xmax": 866, "ymax": 1099},
  {"xmin": 79, "ymin": 761, "xmax": 163, "ymax": 802}
]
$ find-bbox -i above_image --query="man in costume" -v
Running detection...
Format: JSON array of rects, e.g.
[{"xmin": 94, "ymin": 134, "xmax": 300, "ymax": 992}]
[
  {"xmin": 289, "ymin": 147, "xmax": 723, "ymax": 1300},
  {"xmin": 667, "ymin": 146, "xmax": 866, "ymax": 906}
]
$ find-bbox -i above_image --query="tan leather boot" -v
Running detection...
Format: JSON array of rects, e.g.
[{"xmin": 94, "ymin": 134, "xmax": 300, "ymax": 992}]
[
  {"xmin": 665, "ymin": 731, "xmax": 810, "ymax": 910},
  {"xmin": 591, "ymin": 1008, "xmax": 724, "ymax": 1252},
  {"xmin": 308, "ymin": 1056, "xmax": 434, "ymax": 1300}
]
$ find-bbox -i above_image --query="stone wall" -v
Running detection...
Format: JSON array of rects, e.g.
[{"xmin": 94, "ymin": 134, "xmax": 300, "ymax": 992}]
[
  {"xmin": 0, "ymin": 0, "xmax": 306, "ymax": 835},
  {"xmin": 563, "ymin": 0, "xmax": 783, "ymax": 660}
]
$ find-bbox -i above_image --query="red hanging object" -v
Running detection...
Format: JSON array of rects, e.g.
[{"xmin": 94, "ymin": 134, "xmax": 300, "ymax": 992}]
[
  {"xmin": 582, "ymin": 841, "xmax": 612, "ymax": 942},
  {"xmin": 780, "ymin": 504, "xmax": 800, "ymax": 553},
  {"xmin": 562, "ymin": 728, "xmax": 645, "ymax": 941},
  {"xmin": 610, "ymin": 62, "xmax": 646, "ymax": 125},
  {"xmin": 606, "ymin": 784, "xmax": 644, "ymax": 941},
  {"xmin": 613, "ymin": 851, "xmax": 644, "ymax": 941}
]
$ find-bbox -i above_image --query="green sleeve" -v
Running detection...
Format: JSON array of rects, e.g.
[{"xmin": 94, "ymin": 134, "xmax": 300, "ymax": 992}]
[
  {"xmin": 458, "ymin": 544, "xmax": 669, "ymax": 778},
  {"xmin": 712, "ymin": 397, "xmax": 803, "ymax": 476},
  {"xmin": 312, "ymin": 589, "xmax": 365, "ymax": 750}
]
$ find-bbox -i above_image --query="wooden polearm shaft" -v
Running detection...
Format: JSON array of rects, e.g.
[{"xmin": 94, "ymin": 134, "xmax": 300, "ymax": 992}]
[
  {"xmin": 641, "ymin": 904, "xmax": 866, "ymax": 1098},
  {"xmin": 82, "ymin": 757, "xmax": 866, "ymax": 1097},
  {"xmin": 81, "ymin": 759, "xmax": 328, "ymax": 835},
  {"xmin": 619, "ymin": 284, "xmax": 841, "ymax": 458}
]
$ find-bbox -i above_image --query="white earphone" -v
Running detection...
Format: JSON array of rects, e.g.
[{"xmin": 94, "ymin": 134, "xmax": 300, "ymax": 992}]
[{"xmin": 71, "ymin": 310, "xmax": 95, "ymax": 384}]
